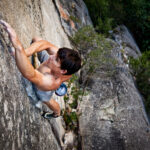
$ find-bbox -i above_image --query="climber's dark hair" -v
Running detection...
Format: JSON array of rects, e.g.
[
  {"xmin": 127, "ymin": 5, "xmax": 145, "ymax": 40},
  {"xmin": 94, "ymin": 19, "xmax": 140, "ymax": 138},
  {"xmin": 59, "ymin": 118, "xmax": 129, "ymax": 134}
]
[{"xmin": 57, "ymin": 47, "xmax": 81, "ymax": 75}]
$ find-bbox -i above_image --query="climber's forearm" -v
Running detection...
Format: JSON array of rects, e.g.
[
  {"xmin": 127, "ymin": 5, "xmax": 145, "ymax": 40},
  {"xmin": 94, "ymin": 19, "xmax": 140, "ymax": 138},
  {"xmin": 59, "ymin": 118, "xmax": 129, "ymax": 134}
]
[
  {"xmin": 25, "ymin": 40, "xmax": 58, "ymax": 57},
  {"xmin": 15, "ymin": 47, "xmax": 36, "ymax": 79},
  {"xmin": 0, "ymin": 20, "xmax": 36, "ymax": 79}
]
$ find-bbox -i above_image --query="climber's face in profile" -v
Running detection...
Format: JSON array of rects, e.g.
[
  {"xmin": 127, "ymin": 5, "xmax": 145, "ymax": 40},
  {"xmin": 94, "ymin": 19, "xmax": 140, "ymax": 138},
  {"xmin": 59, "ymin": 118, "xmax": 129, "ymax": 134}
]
[
  {"xmin": 47, "ymin": 47, "xmax": 82, "ymax": 76},
  {"xmin": 56, "ymin": 48, "xmax": 82, "ymax": 75},
  {"xmin": 47, "ymin": 54, "xmax": 67, "ymax": 75}
]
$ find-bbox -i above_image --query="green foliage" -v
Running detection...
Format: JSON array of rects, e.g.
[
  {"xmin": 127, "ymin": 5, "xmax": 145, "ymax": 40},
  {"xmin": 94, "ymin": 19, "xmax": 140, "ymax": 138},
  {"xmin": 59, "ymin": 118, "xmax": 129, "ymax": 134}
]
[
  {"xmin": 96, "ymin": 17, "xmax": 114, "ymax": 34},
  {"xmin": 63, "ymin": 74, "xmax": 85, "ymax": 131},
  {"xmin": 65, "ymin": 74, "xmax": 85, "ymax": 108},
  {"xmin": 63, "ymin": 110, "xmax": 78, "ymax": 130},
  {"xmin": 122, "ymin": 0, "xmax": 150, "ymax": 51},
  {"xmin": 84, "ymin": 0, "xmax": 114, "ymax": 34},
  {"xmin": 130, "ymin": 50, "xmax": 150, "ymax": 113},
  {"xmin": 70, "ymin": 25, "xmax": 116, "ymax": 78},
  {"xmin": 83, "ymin": 0, "xmax": 150, "ymax": 51}
]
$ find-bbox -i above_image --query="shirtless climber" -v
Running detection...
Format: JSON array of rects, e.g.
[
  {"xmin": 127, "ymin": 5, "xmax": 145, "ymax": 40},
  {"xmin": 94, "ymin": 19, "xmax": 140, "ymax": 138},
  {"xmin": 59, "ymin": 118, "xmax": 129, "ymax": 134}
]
[{"xmin": 0, "ymin": 20, "xmax": 81, "ymax": 118}]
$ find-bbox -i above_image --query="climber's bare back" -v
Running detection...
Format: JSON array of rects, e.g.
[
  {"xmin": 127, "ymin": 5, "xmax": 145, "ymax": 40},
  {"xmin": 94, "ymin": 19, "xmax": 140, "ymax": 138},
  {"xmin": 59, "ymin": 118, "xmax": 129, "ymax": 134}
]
[
  {"xmin": 37, "ymin": 55, "xmax": 59, "ymax": 76},
  {"xmin": 36, "ymin": 54, "xmax": 63, "ymax": 90},
  {"xmin": 37, "ymin": 61, "xmax": 51, "ymax": 75}
]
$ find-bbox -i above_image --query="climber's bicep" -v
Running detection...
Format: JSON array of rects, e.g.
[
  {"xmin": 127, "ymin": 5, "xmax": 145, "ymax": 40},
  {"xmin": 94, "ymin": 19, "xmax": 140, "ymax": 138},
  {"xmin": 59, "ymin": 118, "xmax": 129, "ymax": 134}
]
[
  {"xmin": 46, "ymin": 45, "xmax": 59, "ymax": 55},
  {"xmin": 28, "ymin": 70, "xmax": 55, "ymax": 91}
]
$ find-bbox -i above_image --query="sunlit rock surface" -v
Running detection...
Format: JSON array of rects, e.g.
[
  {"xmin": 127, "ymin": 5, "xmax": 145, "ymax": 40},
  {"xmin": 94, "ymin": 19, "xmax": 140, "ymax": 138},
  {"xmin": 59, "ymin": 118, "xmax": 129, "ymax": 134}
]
[
  {"xmin": 0, "ymin": 29, "xmax": 60, "ymax": 150},
  {"xmin": 0, "ymin": 0, "xmax": 72, "ymax": 149},
  {"xmin": 0, "ymin": 0, "xmax": 150, "ymax": 150},
  {"xmin": 0, "ymin": 0, "xmax": 92, "ymax": 149}
]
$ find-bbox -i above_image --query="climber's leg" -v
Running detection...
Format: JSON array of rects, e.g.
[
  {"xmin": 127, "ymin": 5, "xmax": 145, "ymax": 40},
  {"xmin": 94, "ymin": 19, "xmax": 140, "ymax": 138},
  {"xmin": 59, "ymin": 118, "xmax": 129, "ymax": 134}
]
[{"xmin": 43, "ymin": 99, "xmax": 61, "ymax": 116}]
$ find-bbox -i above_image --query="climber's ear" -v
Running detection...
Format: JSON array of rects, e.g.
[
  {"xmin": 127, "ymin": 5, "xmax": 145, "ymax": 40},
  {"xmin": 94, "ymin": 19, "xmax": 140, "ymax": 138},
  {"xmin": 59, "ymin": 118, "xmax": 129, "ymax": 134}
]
[{"xmin": 60, "ymin": 69, "xmax": 67, "ymax": 74}]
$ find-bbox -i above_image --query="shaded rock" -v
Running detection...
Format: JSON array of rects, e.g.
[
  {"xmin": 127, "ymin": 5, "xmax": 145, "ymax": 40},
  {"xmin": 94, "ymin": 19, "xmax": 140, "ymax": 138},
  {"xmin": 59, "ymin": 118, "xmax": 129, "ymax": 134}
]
[
  {"xmin": 79, "ymin": 33, "xmax": 150, "ymax": 150},
  {"xmin": 112, "ymin": 25, "xmax": 141, "ymax": 58},
  {"xmin": 54, "ymin": 0, "xmax": 93, "ymax": 36}
]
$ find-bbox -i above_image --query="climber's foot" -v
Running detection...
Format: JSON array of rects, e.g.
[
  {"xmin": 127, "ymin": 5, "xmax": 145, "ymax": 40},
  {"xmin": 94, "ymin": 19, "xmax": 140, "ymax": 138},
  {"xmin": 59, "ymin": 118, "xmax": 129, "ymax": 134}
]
[{"xmin": 41, "ymin": 111, "xmax": 59, "ymax": 119}]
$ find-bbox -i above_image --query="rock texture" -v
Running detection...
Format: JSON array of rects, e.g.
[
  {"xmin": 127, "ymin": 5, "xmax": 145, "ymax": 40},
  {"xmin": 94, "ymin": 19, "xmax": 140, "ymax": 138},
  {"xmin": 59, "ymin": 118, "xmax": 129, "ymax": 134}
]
[
  {"xmin": 0, "ymin": 0, "xmax": 150, "ymax": 150},
  {"xmin": 0, "ymin": 31, "xmax": 60, "ymax": 150},
  {"xmin": 112, "ymin": 25, "xmax": 141, "ymax": 58},
  {"xmin": 54, "ymin": 0, "xmax": 92, "ymax": 36},
  {"xmin": 0, "ymin": 0, "xmax": 73, "ymax": 149},
  {"xmin": 0, "ymin": 0, "xmax": 92, "ymax": 149},
  {"xmin": 79, "ymin": 27, "xmax": 150, "ymax": 150}
]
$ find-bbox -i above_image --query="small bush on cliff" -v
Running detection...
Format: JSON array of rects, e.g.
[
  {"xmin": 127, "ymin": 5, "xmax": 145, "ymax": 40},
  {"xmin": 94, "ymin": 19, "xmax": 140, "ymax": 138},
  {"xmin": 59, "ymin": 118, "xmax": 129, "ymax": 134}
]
[
  {"xmin": 130, "ymin": 50, "xmax": 150, "ymax": 113},
  {"xmin": 63, "ymin": 74, "xmax": 84, "ymax": 131},
  {"xmin": 70, "ymin": 26, "xmax": 116, "ymax": 87}
]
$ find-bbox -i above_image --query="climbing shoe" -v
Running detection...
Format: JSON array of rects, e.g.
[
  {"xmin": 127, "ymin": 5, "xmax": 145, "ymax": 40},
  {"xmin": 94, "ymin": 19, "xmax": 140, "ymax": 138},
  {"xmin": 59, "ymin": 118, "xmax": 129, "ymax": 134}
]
[{"xmin": 41, "ymin": 111, "xmax": 59, "ymax": 119}]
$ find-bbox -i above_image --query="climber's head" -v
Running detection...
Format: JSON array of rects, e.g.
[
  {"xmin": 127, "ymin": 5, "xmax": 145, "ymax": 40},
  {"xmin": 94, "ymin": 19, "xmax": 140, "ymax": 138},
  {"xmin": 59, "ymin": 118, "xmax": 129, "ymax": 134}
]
[{"xmin": 57, "ymin": 47, "xmax": 81, "ymax": 75}]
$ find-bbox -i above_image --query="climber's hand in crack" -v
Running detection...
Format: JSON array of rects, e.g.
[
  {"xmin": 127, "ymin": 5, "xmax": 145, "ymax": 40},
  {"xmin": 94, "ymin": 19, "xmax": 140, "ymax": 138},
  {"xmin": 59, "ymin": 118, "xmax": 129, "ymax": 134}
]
[{"xmin": 0, "ymin": 20, "xmax": 22, "ymax": 53}]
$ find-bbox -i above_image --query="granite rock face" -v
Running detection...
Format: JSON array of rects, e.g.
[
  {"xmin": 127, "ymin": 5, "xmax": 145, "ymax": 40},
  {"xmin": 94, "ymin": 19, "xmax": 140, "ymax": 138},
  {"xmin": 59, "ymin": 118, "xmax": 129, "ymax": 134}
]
[
  {"xmin": 0, "ymin": 0, "xmax": 72, "ymax": 149},
  {"xmin": 79, "ymin": 28, "xmax": 150, "ymax": 150},
  {"xmin": 0, "ymin": 29, "xmax": 60, "ymax": 150},
  {"xmin": 0, "ymin": 0, "xmax": 150, "ymax": 150},
  {"xmin": 112, "ymin": 25, "xmax": 141, "ymax": 58},
  {"xmin": 0, "ymin": 0, "xmax": 92, "ymax": 149},
  {"xmin": 54, "ymin": 0, "xmax": 92, "ymax": 36}
]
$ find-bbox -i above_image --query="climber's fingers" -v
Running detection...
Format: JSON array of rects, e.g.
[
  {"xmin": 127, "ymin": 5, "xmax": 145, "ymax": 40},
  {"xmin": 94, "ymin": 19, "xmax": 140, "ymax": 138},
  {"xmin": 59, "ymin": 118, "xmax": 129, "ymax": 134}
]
[
  {"xmin": 0, "ymin": 20, "xmax": 22, "ymax": 49},
  {"xmin": 0, "ymin": 20, "xmax": 12, "ymax": 33},
  {"xmin": 0, "ymin": 20, "xmax": 11, "ymax": 28},
  {"xmin": 0, "ymin": 20, "xmax": 17, "ymax": 39},
  {"xmin": 0, "ymin": 20, "xmax": 8, "ymax": 30}
]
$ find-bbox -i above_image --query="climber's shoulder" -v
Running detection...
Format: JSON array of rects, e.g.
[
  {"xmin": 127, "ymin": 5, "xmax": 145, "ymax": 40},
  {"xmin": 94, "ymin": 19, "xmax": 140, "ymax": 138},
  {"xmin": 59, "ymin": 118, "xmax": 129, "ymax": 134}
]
[
  {"xmin": 28, "ymin": 69, "xmax": 60, "ymax": 91},
  {"xmin": 37, "ymin": 73, "xmax": 61, "ymax": 91}
]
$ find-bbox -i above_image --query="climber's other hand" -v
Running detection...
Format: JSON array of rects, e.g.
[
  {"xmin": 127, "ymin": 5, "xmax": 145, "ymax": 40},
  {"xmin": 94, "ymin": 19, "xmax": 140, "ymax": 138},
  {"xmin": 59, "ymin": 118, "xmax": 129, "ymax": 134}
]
[
  {"xmin": 0, "ymin": 20, "xmax": 17, "ymax": 39},
  {"xmin": 0, "ymin": 20, "xmax": 22, "ymax": 50}
]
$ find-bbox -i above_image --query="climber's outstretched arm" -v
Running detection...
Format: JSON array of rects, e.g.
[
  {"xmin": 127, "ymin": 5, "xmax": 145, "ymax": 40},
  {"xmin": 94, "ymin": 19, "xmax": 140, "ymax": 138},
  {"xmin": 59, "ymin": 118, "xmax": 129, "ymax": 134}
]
[
  {"xmin": 0, "ymin": 20, "xmax": 60, "ymax": 90},
  {"xmin": 25, "ymin": 40, "xmax": 59, "ymax": 57}
]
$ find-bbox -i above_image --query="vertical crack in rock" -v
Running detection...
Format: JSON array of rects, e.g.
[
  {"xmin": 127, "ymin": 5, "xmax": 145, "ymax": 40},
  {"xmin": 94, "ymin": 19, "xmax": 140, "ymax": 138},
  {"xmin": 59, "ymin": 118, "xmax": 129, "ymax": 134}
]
[{"xmin": 52, "ymin": 0, "xmax": 70, "ymax": 37}]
